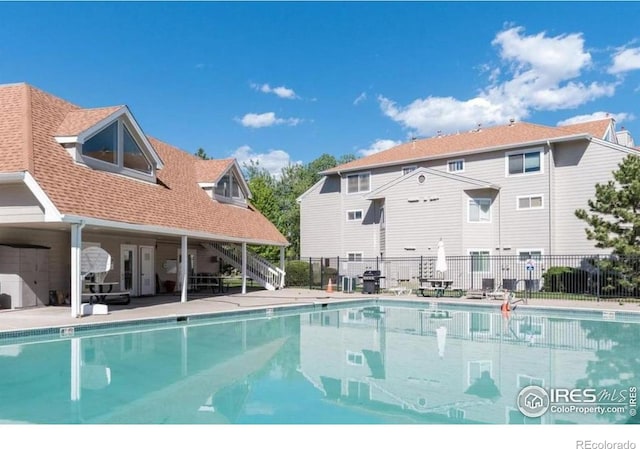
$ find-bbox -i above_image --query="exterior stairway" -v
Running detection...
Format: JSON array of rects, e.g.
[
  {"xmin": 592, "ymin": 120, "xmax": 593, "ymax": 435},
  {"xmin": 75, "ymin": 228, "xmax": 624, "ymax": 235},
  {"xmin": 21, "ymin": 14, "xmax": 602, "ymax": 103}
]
[{"xmin": 203, "ymin": 242, "xmax": 285, "ymax": 291}]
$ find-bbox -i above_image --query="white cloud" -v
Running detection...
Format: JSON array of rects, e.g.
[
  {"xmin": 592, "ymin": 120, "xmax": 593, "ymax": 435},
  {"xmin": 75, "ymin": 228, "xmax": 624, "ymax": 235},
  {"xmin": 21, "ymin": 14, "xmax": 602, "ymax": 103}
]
[
  {"xmin": 357, "ymin": 138, "xmax": 402, "ymax": 157},
  {"xmin": 557, "ymin": 111, "xmax": 634, "ymax": 126},
  {"xmin": 237, "ymin": 112, "xmax": 302, "ymax": 128},
  {"xmin": 353, "ymin": 92, "xmax": 367, "ymax": 105},
  {"xmin": 231, "ymin": 145, "xmax": 302, "ymax": 178},
  {"xmin": 609, "ymin": 47, "xmax": 640, "ymax": 74},
  {"xmin": 251, "ymin": 83, "xmax": 298, "ymax": 99},
  {"xmin": 379, "ymin": 26, "xmax": 619, "ymax": 137}
]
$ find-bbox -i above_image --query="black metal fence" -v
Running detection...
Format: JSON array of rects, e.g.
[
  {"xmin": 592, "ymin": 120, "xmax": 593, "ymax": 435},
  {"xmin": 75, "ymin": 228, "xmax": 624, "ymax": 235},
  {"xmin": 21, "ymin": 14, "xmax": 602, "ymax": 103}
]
[{"xmin": 285, "ymin": 255, "xmax": 640, "ymax": 302}]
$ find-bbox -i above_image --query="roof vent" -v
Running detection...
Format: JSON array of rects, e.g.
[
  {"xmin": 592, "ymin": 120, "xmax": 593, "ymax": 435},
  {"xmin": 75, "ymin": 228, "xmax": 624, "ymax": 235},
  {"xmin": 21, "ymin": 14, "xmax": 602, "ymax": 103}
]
[{"xmin": 509, "ymin": 118, "xmax": 515, "ymax": 125}]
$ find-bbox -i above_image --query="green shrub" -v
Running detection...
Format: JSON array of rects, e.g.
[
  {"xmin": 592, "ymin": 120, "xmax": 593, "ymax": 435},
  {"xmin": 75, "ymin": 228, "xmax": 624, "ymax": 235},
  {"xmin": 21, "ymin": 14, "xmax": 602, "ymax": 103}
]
[
  {"xmin": 285, "ymin": 261, "xmax": 311, "ymax": 287},
  {"xmin": 542, "ymin": 266, "xmax": 589, "ymax": 293}
]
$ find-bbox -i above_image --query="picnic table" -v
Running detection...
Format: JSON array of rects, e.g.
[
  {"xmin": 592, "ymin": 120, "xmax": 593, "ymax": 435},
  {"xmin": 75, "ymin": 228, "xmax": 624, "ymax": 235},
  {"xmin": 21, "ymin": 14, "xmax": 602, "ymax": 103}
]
[
  {"xmin": 83, "ymin": 282, "xmax": 130, "ymax": 305},
  {"xmin": 417, "ymin": 278, "xmax": 462, "ymax": 297}
]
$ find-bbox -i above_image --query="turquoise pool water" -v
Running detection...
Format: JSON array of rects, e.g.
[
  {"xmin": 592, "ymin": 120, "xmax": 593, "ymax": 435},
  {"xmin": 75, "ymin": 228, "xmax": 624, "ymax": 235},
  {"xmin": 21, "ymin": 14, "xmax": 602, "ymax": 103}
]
[{"xmin": 0, "ymin": 301, "xmax": 638, "ymax": 424}]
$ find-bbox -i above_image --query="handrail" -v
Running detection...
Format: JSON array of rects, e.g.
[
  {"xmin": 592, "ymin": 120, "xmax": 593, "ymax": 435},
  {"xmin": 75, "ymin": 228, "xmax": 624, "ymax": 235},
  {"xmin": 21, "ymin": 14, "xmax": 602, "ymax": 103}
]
[{"xmin": 205, "ymin": 242, "xmax": 285, "ymax": 291}]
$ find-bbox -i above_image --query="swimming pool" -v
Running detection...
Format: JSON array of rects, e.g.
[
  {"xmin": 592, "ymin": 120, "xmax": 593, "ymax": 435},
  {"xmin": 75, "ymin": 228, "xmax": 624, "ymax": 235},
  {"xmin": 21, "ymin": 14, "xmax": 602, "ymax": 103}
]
[{"xmin": 0, "ymin": 301, "xmax": 638, "ymax": 424}]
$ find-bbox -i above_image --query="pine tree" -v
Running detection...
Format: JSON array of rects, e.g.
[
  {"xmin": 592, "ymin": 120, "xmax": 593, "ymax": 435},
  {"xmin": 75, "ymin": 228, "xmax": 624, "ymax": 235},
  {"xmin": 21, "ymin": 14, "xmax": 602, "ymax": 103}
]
[
  {"xmin": 575, "ymin": 154, "xmax": 640, "ymax": 293},
  {"xmin": 575, "ymin": 154, "xmax": 640, "ymax": 256}
]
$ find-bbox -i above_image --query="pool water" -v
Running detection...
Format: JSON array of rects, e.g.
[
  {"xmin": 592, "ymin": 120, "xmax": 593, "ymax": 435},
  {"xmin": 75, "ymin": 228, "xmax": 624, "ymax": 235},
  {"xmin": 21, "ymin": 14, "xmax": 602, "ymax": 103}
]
[{"xmin": 0, "ymin": 302, "xmax": 638, "ymax": 424}]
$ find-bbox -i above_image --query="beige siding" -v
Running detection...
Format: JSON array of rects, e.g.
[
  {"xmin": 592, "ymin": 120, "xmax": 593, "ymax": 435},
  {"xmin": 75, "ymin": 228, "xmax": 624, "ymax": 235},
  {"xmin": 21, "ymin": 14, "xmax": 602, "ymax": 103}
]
[
  {"xmin": 0, "ymin": 184, "xmax": 44, "ymax": 222},
  {"xmin": 300, "ymin": 176, "xmax": 342, "ymax": 258},
  {"xmin": 300, "ymin": 137, "xmax": 633, "ymax": 258},
  {"xmin": 553, "ymin": 140, "xmax": 630, "ymax": 254}
]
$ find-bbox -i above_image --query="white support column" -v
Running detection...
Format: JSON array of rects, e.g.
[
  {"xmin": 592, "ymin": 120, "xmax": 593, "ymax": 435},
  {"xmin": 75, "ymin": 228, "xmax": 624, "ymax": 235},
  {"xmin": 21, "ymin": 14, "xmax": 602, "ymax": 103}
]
[
  {"xmin": 70, "ymin": 222, "xmax": 84, "ymax": 318},
  {"xmin": 181, "ymin": 235, "xmax": 188, "ymax": 303},
  {"xmin": 241, "ymin": 242, "xmax": 247, "ymax": 294},
  {"xmin": 280, "ymin": 246, "xmax": 286, "ymax": 289},
  {"xmin": 70, "ymin": 338, "xmax": 81, "ymax": 401}
]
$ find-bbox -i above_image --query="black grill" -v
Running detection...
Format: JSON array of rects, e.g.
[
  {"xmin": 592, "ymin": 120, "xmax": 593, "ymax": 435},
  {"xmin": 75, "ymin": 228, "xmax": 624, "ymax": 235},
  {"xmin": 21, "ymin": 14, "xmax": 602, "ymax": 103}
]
[
  {"xmin": 360, "ymin": 270, "xmax": 384, "ymax": 294},
  {"xmin": 361, "ymin": 270, "xmax": 382, "ymax": 281}
]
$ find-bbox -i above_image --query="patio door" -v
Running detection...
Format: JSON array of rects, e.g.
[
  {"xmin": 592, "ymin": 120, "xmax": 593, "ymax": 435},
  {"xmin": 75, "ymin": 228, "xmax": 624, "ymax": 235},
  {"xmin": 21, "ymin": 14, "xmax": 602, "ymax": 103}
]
[
  {"xmin": 139, "ymin": 246, "xmax": 155, "ymax": 296},
  {"xmin": 120, "ymin": 244, "xmax": 138, "ymax": 295},
  {"xmin": 120, "ymin": 245, "xmax": 155, "ymax": 296}
]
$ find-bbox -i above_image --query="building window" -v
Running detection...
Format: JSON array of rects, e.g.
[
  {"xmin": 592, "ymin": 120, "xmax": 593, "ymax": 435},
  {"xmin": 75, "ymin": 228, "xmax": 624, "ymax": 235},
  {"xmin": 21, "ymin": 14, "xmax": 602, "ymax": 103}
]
[
  {"xmin": 347, "ymin": 252, "xmax": 363, "ymax": 262},
  {"xmin": 83, "ymin": 122, "xmax": 118, "ymax": 164},
  {"xmin": 517, "ymin": 195, "xmax": 543, "ymax": 210},
  {"xmin": 518, "ymin": 374, "xmax": 545, "ymax": 388},
  {"xmin": 507, "ymin": 150, "xmax": 542, "ymax": 176},
  {"xmin": 122, "ymin": 124, "xmax": 152, "ymax": 173},
  {"xmin": 447, "ymin": 159, "xmax": 464, "ymax": 173},
  {"xmin": 215, "ymin": 172, "xmax": 245, "ymax": 200},
  {"xmin": 347, "ymin": 173, "xmax": 370, "ymax": 194},
  {"xmin": 518, "ymin": 250, "xmax": 542, "ymax": 262},
  {"xmin": 347, "ymin": 210, "xmax": 363, "ymax": 221},
  {"xmin": 346, "ymin": 351, "xmax": 364, "ymax": 366},
  {"xmin": 469, "ymin": 250, "xmax": 490, "ymax": 272},
  {"xmin": 468, "ymin": 198, "xmax": 491, "ymax": 223},
  {"xmin": 82, "ymin": 120, "xmax": 154, "ymax": 176},
  {"xmin": 402, "ymin": 166, "xmax": 417, "ymax": 175}
]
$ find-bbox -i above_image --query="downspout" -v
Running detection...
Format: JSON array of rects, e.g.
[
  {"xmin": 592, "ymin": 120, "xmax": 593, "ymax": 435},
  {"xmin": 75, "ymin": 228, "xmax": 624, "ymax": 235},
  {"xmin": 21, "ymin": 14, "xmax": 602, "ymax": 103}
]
[
  {"xmin": 497, "ymin": 187, "xmax": 502, "ymax": 257},
  {"xmin": 547, "ymin": 140, "xmax": 552, "ymax": 255}
]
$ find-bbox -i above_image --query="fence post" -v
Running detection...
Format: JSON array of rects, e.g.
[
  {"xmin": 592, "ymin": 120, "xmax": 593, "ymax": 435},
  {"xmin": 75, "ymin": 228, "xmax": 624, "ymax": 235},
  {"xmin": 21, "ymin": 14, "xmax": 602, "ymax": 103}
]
[
  {"xmin": 596, "ymin": 256, "xmax": 601, "ymax": 302},
  {"xmin": 309, "ymin": 257, "xmax": 313, "ymax": 290},
  {"xmin": 337, "ymin": 256, "xmax": 341, "ymax": 291}
]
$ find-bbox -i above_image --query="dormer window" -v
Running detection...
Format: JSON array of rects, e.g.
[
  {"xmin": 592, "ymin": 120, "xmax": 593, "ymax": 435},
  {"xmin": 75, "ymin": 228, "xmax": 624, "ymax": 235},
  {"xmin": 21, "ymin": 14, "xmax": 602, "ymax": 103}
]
[
  {"xmin": 83, "ymin": 122, "xmax": 118, "ymax": 164},
  {"xmin": 215, "ymin": 172, "xmax": 245, "ymax": 201},
  {"xmin": 82, "ymin": 120, "xmax": 152, "ymax": 175}
]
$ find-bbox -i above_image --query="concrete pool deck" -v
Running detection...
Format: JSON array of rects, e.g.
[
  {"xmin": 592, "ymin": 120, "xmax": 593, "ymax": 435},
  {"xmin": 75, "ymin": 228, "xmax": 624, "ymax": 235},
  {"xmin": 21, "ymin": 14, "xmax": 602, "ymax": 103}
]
[{"xmin": 1, "ymin": 288, "xmax": 639, "ymax": 333}]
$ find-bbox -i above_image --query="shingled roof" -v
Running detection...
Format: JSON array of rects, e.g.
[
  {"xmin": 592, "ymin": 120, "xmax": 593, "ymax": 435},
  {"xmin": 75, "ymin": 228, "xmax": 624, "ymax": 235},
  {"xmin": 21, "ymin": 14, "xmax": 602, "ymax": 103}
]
[
  {"xmin": 0, "ymin": 83, "xmax": 288, "ymax": 246},
  {"xmin": 322, "ymin": 118, "xmax": 613, "ymax": 175}
]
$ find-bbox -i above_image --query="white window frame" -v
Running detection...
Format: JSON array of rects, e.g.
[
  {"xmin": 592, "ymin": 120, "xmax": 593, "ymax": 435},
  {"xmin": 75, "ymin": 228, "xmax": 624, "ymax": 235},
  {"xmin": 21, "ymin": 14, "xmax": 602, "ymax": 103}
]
[
  {"xmin": 505, "ymin": 148, "xmax": 544, "ymax": 177},
  {"xmin": 517, "ymin": 374, "xmax": 545, "ymax": 389},
  {"xmin": 447, "ymin": 158, "xmax": 465, "ymax": 173},
  {"xmin": 346, "ymin": 172, "xmax": 371, "ymax": 194},
  {"xmin": 346, "ymin": 210, "xmax": 363, "ymax": 222},
  {"xmin": 80, "ymin": 118, "xmax": 155, "ymax": 182},
  {"xmin": 516, "ymin": 194, "xmax": 544, "ymax": 210},
  {"xmin": 347, "ymin": 252, "xmax": 363, "ymax": 262},
  {"xmin": 402, "ymin": 165, "xmax": 417, "ymax": 175},
  {"xmin": 346, "ymin": 350, "xmax": 365, "ymax": 366},
  {"xmin": 344, "ymin": 309, "xmax": 364, "ymax": 323},
  {"xmin": 517, "ymin": 249, "xmax": 543, "ymax": 262},
  {"xmin": 468, "ymin": 198, "xmax": 491, "ymax": 223},
  {"xmin": 468, "ymin": 249, "xmax": 491, "ymax": 273}
]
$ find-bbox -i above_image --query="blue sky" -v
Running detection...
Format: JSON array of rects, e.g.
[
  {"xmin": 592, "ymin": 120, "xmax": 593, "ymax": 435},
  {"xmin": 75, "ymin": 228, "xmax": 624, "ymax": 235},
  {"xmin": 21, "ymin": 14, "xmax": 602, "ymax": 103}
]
[{"xmin": 2, "ymin": 1, "xmax": 640, "ymax": 176}]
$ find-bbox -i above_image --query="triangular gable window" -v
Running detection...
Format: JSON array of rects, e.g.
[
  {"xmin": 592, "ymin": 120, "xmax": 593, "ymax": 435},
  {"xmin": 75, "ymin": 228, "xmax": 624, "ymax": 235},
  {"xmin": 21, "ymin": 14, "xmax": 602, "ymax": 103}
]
[
  {"xmin": 83, "ymin": 122, "xmax": 118, "ymax": 164},
  {"xmin": 123, "ymin": 124, "xmax": 152, "ymax": 174},
  {"xmin": 81, "ymin": 117, "xmax": 156, "ymax": 181},
  {"xmin": 214, "ymin": 171, "xmax": 246, "ymax": 201}
]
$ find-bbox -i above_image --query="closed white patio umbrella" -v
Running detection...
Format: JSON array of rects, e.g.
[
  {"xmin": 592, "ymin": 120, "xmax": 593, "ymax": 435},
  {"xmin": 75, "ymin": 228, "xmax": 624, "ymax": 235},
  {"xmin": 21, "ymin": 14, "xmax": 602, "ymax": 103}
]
[{"xmin": 435, "ymin": 239, "xmax": 447, "ymax": 278}]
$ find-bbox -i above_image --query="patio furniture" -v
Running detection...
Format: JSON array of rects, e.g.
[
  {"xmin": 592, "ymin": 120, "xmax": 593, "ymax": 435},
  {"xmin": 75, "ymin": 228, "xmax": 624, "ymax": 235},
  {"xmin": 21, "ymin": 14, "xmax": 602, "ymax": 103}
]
[
  {"xmin": 81, "ymin": 247, "xmax": 130, "ymax": 305},
  {"xmin": 417, "ymin": 278, "xmax": 462, "ymax": 297}
]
